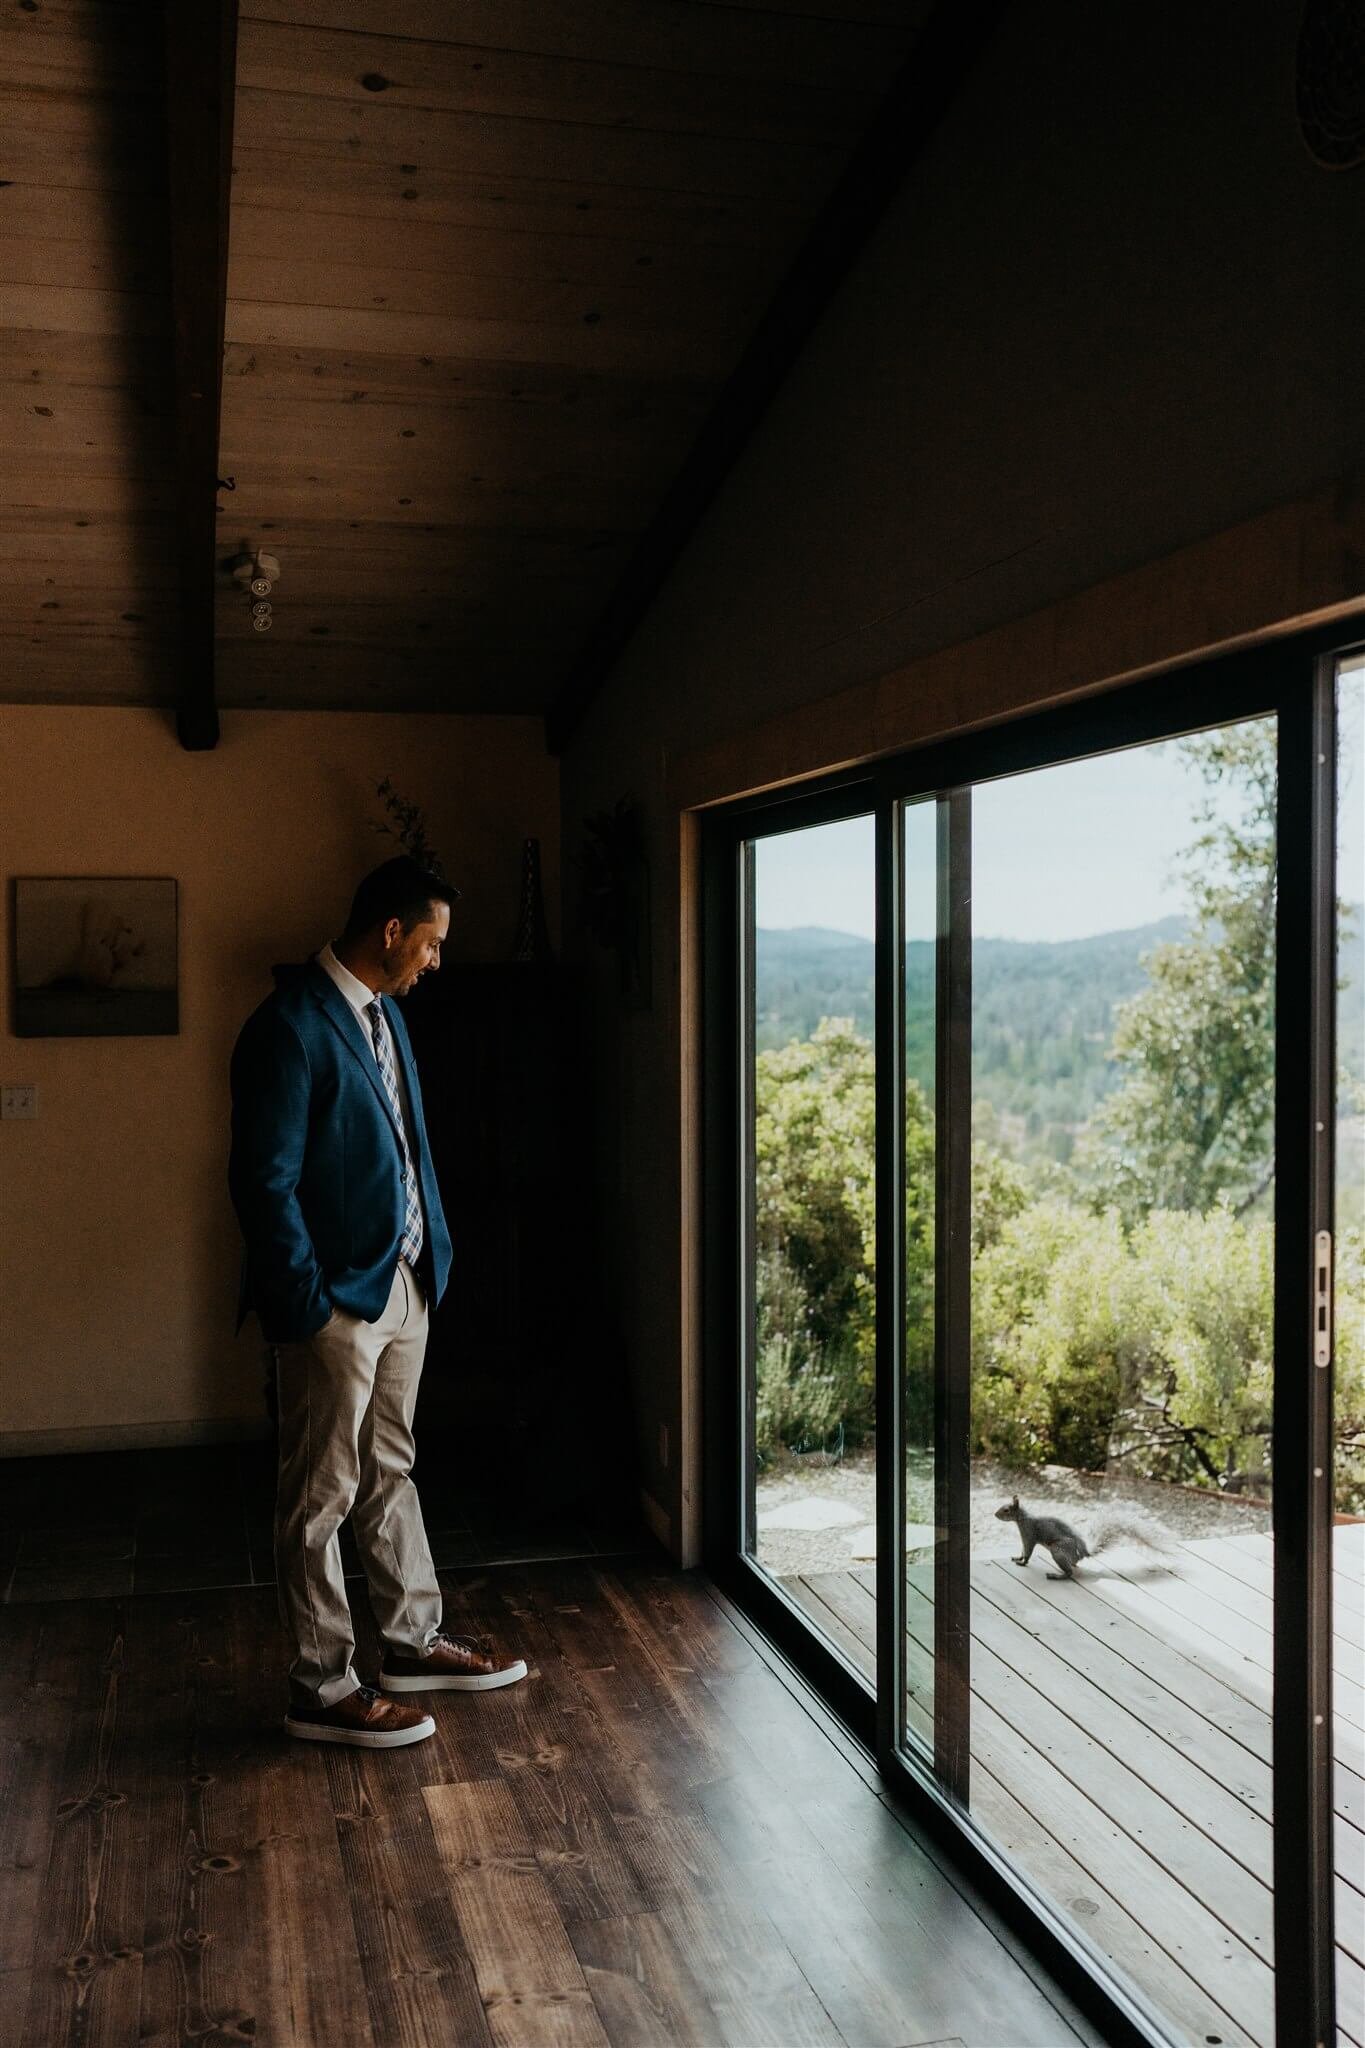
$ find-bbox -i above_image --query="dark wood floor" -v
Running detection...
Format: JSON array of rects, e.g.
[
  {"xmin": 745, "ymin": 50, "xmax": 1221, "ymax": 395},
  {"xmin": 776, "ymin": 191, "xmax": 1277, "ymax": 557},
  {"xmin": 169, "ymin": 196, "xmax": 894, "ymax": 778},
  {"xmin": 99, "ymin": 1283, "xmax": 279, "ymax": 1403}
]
[
  {"xmin": 0, "ymin": 1438, "xmax": 645, "ymax": 1604},
  {"xmin": 0, "ymin": 1553, "xmax": 1104, "ymax": 2048}
]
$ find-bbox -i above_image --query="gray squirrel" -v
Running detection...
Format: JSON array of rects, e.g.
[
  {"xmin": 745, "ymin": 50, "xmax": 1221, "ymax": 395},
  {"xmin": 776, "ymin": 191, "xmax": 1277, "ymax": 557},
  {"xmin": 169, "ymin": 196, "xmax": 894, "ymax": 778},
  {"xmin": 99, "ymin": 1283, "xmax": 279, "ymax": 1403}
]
[{"xmin": 994, "ymin": 1495, "xmax": 1164, "ymax": 1580}]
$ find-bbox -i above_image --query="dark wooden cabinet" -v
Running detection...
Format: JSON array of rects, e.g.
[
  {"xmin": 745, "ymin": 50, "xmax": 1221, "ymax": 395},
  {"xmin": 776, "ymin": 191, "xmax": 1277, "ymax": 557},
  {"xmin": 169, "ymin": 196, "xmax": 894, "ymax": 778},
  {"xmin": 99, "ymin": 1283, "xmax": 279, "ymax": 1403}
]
[{"xmin": 403, "ymin": 963, "xmax": 619, "ymax": 1503}]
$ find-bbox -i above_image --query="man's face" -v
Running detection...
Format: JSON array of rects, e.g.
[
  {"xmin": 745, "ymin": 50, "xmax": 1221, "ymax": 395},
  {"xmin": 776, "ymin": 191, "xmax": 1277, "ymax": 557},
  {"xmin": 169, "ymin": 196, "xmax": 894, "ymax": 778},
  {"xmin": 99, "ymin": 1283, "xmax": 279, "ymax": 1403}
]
[{"xmin": 380, "ymin": 901, "xmax": 450, "ymax": 996}]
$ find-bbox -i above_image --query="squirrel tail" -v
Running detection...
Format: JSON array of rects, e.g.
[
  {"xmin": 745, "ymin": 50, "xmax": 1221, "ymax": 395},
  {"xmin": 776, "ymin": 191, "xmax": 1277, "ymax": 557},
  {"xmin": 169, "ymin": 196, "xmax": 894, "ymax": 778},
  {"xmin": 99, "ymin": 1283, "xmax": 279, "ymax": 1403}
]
[{"xmin": 1088, "ymin": 1519, "xmax": 1169, "ymax": 1556}]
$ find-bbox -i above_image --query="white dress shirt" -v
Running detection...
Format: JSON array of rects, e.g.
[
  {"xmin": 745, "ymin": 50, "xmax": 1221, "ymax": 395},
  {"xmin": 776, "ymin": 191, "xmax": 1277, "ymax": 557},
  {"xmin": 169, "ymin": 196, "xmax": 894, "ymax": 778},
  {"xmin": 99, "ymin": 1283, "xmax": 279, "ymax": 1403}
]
[{"xmin": 317, "ymin": 941, "xmax": 381, "ymax": 1055}]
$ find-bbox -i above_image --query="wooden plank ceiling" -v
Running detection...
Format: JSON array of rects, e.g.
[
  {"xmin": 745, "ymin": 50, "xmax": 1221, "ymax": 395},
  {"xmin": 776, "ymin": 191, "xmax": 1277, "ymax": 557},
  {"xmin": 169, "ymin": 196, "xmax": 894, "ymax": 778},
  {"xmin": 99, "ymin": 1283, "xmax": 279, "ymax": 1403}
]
[{"xmin": 1, "ymin": 0, "xmax": 932, "ymax": 718}]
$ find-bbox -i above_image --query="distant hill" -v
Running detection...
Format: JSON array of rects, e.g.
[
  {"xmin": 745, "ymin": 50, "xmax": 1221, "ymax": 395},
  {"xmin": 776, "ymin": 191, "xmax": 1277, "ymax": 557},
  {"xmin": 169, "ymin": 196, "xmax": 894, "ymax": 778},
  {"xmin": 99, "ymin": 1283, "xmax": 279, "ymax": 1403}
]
[{"xmin": 757, "ymin": 914, "xmax": 1365, "ymax": 1165}]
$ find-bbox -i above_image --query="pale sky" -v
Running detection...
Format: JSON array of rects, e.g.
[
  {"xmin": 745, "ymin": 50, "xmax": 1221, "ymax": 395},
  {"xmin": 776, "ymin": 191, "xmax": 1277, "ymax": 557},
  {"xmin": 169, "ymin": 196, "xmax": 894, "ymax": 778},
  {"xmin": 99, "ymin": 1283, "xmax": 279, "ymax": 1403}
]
[{"xmin": 753, "ymin": 702, "xmax": 1365, "ymax": 944}]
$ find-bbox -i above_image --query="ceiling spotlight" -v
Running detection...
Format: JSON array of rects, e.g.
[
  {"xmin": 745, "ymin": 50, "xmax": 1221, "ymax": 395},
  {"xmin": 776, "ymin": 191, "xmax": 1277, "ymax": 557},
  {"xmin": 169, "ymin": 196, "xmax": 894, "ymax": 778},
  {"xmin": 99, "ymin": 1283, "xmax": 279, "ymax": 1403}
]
[{"xmin": 229, "ymin": 547, "xmax": 282, "ymax": 592}]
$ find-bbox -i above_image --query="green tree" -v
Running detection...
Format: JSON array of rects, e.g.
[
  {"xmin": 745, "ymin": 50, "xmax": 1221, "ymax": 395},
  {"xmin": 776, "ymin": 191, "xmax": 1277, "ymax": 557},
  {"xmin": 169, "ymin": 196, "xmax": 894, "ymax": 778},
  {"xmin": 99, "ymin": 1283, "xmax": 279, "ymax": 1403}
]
[
  {"xmin": 755, "ymin": 1018, "xmax": 876, "ymax": 1362},
  {"xmin": 1080, "ymin": 722, "xmax": 1277, "ymax": 1221},
  {"xmin": 753, "ymin": 1018, "xmax": 935, "ymax": 1454}
]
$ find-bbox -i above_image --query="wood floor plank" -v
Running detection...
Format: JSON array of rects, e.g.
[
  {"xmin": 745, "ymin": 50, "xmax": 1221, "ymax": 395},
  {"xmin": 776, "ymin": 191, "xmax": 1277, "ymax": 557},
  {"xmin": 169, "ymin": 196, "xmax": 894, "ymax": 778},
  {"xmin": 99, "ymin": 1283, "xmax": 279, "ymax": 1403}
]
[
  {"xmin": 475, "ymin": 1584, "xmax": 656, "ymax": 1925},
  {"xmin": 330, "ymin": 1783, "xmax": 495, "ymax": 2048},
  {"xmin": 693, "ymin": 1768, "xmax": 1074, "ymax": 2048},
  {"xmin": 791, "ymin": 1791, "xmax": 1103, "ymax": 2048},
  {"xmin": 516, "ymin": 1564, "xmax": 740, "ymax": 1797},
  {"xmin": 0, "ymin": 1606, "xmax": 79, "ymax": 1978},
  {"xmin": 652, "ymin": 1881, "xmax": 848, "ymax": 2047},
  {"xmin": 423, "ymin": 1776, "xmax": 610, "ymax": 2047},
  {"xmin": 976, "ymin": 1557, "xmax": 1365, "ymax": 1902},
  {"xmin": 568, "ymin": 1909, "xmax": 720, "ymax": 2047},
  {"xmin": 0, "ymin": 1557, "xmax": 1191, "ymax": 2048},
  {"xmin": 135, "ymin": 1592, "xmax": 267, "ymax": 2047},
  {"xmin": 20, "ymin": 1603, "xmax": 146, "ymax": 2047},
  {"xmin": 628, "ymin": 1566, "xmax": 764, "ymax": 1681},
  {"xmin": 1340, "ymin": 1812, "xmax": 1365, "ymax": 1895},
  {"xmin": 231, "ymin": 1587, "xmax": 381, "ymax": 2048},
  {"xmin": 504, "ymin": 1566, "xmax": 1040, "ymax": 2043}
]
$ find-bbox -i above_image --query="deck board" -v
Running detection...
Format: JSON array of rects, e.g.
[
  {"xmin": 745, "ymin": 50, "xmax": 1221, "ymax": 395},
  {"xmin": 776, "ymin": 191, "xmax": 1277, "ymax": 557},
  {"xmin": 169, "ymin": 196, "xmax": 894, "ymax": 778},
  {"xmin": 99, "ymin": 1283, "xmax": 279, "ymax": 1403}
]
[{"xmin": 782, "ymin": 1524, "xmax": 1365, "ymax": 2048}]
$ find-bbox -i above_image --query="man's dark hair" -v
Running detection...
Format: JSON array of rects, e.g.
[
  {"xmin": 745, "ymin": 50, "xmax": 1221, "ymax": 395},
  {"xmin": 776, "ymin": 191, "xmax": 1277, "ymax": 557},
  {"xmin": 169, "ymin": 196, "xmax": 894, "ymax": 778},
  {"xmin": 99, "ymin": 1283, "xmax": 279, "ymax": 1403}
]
[{"xmin": 341, "ymin": 856, "xmax": 459, "ymax": 942}]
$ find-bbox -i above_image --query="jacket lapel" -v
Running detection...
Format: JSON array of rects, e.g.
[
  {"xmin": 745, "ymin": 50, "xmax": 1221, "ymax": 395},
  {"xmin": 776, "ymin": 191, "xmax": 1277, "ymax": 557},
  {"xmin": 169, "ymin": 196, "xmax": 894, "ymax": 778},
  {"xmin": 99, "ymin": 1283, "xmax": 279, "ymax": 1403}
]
[{"xmin": 307, "ymin": 965, "xmax": 404, "ymax": 1145}]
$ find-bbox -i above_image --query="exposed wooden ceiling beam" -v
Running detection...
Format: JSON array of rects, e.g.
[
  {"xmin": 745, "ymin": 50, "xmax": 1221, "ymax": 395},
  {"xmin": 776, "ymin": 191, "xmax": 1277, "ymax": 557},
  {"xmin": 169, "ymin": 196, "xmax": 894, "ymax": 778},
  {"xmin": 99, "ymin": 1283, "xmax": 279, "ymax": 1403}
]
[
  {"xmin": 164, "ymin": 0, "xmax": 239, "ymax": 751},
  {"xmin": 544, "ymin": 0, "xmax": 1008, "ymax": 756}
]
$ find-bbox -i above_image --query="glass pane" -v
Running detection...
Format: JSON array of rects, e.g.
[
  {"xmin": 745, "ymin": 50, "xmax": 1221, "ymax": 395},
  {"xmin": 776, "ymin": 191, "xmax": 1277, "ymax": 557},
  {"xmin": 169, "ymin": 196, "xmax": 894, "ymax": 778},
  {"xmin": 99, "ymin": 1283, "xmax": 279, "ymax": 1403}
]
[
  {"xmin": 746, "ymin": 815, "xmax": 877, "ymax": 1685},
  {"xmin": 1334, "ymin": 656, "xmax": 1365, "ymax": 2043},
  {"xmin": 964, "ymin": 722, "xmax": 1278, "ymax": 2045},
  {"xmin": 903, "ymin": 798, "xmax": 937, "ymax": 1755}
]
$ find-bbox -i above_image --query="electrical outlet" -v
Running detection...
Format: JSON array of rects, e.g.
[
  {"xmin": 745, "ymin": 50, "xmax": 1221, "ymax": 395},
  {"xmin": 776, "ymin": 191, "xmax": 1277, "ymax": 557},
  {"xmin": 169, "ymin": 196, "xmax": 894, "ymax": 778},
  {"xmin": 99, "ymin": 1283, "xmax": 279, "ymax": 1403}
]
[
  {"xmin": 659, "ymin": 1423, "xmax": 670, "ymax": 1469},
  {"xmin": 1, "ymin": 1083, "xmax": 37, "ymax": 1120}
]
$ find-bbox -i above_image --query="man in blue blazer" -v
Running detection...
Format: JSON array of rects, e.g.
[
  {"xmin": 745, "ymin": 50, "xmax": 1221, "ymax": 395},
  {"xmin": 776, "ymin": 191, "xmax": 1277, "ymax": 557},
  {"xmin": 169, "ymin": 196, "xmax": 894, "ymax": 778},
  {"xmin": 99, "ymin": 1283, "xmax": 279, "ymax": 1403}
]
[{"xmin": 229, "ymin": 856, "xmax": 526, "ymax": 1748}]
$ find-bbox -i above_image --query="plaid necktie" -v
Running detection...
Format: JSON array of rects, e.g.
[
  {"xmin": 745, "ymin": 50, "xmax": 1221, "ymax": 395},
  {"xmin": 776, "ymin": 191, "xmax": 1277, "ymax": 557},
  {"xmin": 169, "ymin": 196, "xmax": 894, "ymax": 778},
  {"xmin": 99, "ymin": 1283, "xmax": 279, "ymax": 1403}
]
[{"xmin": 366, "ymin": 998, "xmax": 424, "ymax": 1266}]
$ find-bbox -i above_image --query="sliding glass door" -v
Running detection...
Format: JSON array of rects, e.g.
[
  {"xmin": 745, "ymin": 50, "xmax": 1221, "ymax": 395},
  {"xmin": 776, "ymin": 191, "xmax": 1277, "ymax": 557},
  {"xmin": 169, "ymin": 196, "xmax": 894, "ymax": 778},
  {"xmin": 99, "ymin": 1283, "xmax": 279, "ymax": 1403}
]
[
  {"xmin": 895, "ymin": 720, "xmax": 1284, "ymax": 2047},
  {"xmin": 706, "ymin": 631, "xmax": 1359, "ymax": 2048},
  {"xmin": 1334, "ymin": 655, "xmax": 1365, "ymax": 2045},
  {"xmin": 738, "ymin": 811, "xmax": 880, "ymax": 1682}
]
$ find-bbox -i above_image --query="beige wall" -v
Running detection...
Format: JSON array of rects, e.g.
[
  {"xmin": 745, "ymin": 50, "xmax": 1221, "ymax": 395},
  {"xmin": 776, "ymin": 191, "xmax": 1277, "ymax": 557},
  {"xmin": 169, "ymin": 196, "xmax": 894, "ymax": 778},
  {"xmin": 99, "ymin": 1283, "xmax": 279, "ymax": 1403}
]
[
  {"xmin": 0, "ymin": 706, "xmax": 558, "ymax": 1449},
  {"xmin": 560, "ymin": 2, "xmax": 1365, "ymax": 1557}
]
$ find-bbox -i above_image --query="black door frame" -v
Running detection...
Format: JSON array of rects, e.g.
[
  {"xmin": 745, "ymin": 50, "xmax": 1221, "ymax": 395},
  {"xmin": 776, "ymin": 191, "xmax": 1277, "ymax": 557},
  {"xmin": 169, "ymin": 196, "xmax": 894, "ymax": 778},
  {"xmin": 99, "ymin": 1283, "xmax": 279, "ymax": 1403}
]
[{"xmin": 701, "ymin": 622, "xmax": 1358, "ymax": 2048}]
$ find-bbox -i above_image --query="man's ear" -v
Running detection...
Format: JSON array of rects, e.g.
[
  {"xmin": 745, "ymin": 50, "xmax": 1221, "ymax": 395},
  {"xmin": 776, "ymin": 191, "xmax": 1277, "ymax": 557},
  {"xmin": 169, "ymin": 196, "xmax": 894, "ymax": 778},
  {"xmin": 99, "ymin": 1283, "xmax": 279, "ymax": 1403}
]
[{"xmin": 381, "ymin": 915, "xmax": 403, "ymax": 952}]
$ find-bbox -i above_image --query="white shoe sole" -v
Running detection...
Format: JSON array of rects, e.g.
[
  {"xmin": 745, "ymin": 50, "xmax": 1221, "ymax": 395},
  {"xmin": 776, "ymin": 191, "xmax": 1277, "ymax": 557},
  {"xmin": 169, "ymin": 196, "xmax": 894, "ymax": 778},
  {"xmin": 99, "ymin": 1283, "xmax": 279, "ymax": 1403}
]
[
  {"xmin": 379, "ymin": 1656, "xmax": 528, "ymax": 1694},
  {"xmin": 283, "ymin": 1710, "xmax": 435, "ymax": 1747}
]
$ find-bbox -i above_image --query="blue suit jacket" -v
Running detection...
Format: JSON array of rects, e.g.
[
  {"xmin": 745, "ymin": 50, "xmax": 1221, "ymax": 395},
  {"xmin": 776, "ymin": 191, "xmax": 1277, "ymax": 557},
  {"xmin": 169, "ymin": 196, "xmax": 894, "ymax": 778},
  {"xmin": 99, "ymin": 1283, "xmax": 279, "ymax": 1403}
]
[{"xmin": 228, "ymin": 961, "xmax": 452, "ymax": 1343}]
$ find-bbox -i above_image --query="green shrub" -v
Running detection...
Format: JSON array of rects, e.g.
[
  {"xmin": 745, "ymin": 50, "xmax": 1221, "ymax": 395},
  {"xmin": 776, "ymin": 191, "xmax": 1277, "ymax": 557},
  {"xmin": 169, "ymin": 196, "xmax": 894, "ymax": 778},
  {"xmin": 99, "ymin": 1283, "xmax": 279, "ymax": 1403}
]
[
  {"xmin": 755, "ymin": 1248, "xmax": 874, "ymax": 1457},
  {"xmin": 750, "ymin": 1008, "xmax": 1365, "ymax": 1513}
]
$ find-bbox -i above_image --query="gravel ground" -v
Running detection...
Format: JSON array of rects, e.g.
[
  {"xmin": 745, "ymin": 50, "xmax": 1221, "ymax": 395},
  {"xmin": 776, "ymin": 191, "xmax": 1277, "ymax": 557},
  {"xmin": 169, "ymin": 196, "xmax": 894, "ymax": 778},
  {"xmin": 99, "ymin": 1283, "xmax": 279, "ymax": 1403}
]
[{"xmin": 754, "ymin": 1446, "xmax": 1273, "ymax": 1579}]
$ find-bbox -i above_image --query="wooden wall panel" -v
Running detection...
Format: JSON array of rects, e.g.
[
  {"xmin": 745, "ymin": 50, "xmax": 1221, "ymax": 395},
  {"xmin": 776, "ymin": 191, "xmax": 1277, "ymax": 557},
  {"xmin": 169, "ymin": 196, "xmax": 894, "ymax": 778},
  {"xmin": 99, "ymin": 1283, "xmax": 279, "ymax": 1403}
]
[
  {"xmin": 212, "ymin": 0, "xmax": 926, "ymax": 710},
  {"xmin": 244, "ymin": 0, "xmax": 909, "ymax": 91},
  {"xmin": 234, "ymin": 19, "xmax": 868, "ymax": 145},
  {"xmin": 0, "ymin": 1, "xmax": 173, "ymax": 707},
  {"xmin": 4, "ymin": 0, "xmax": 929, "ymax": 710},
  {"xmin": 231, "ymin": 92, "xmax": 843, "ymax": 206},
  {"xmin": 225, "ymin": 150, "xmax": 808, "ymax": 247},
  {"xmin": 227, "ymin": 207, "xmax": 770, "ymax": 294}
]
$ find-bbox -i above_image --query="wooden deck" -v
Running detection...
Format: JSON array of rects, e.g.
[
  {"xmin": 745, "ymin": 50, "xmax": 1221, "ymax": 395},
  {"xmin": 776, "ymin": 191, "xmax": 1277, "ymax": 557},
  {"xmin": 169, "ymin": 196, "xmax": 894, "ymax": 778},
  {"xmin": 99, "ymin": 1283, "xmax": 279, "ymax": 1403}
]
[{"xmin": 783, "ymin": 1526, "xmax": 1365, "ymax": 2048}]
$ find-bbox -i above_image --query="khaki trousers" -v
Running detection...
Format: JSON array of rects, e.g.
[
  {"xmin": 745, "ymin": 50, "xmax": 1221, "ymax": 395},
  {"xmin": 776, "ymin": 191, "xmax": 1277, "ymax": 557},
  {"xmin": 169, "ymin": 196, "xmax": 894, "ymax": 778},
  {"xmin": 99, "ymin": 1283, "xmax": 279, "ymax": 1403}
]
[{"xmin": 273, "ymin": 1259, "xmax": 442, "ymax": 1706}]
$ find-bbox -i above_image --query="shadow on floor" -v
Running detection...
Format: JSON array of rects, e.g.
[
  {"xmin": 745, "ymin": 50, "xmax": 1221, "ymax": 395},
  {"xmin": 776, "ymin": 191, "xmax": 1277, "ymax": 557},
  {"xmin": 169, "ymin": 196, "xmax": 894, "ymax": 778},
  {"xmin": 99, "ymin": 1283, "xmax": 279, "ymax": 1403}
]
[{"xmin": 0, "ymin": 1433, "xmax": 651, "ymax": 1603}]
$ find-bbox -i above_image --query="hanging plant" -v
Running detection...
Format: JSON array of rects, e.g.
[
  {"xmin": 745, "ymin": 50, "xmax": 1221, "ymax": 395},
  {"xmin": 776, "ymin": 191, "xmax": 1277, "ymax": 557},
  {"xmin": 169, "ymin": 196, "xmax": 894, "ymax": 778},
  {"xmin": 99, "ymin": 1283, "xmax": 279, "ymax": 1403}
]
[{"xmin": 372, "ymin": 776, "xmax": 447, "ymax": 879}]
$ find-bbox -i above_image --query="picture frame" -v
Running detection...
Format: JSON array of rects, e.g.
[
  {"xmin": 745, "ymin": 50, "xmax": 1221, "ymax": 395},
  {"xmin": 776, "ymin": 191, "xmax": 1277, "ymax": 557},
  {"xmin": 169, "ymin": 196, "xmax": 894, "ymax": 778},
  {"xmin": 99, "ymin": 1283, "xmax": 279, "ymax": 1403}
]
[{"xmin": 11, "ymin": 876, "xmax": 179, "ymax": 1037}]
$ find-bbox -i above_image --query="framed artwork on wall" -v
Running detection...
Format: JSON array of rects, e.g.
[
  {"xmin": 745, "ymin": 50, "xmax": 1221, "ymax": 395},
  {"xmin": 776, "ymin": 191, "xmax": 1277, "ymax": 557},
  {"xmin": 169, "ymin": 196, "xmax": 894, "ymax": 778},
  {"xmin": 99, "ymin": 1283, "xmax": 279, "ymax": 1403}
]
[{"xmin": 12, "ymin": 877, "xmax": 179, "ymax": 1037}]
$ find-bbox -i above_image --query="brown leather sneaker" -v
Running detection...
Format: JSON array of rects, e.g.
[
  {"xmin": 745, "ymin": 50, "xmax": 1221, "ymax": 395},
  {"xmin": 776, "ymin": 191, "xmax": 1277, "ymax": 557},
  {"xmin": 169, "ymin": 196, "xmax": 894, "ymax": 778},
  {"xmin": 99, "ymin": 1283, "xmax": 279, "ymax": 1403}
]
[
  {"xmin": 284, "ymin": 1683, "xmax": 435, "ymax": 1747},
  {"xmin": 379, "ymin": 1629, "xmax": 528, "ymax": 1693}
]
